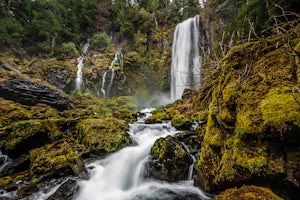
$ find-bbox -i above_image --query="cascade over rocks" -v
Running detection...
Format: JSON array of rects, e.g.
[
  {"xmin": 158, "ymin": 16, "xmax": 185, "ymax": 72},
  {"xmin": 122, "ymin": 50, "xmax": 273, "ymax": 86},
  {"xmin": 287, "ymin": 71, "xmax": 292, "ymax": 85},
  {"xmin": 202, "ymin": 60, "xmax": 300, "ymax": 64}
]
[{"xmin": 0, "ymin": 78, "xmax": 69, "ymax": 111}]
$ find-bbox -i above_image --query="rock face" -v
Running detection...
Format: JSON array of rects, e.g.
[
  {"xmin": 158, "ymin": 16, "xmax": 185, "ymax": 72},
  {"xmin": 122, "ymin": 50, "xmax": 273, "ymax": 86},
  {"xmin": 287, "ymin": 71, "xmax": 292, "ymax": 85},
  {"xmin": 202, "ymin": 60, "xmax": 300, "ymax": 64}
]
[
  {"xmin": 147, "ymin": 135, "xmax": 193, "ymax": 182},
  {"xmin": 191, "ymin": 27, "xmax": 300, "ymax": 199},
  {"xmin": 0, "ymin": 78, "xmax": 69, "ymax": 111}
]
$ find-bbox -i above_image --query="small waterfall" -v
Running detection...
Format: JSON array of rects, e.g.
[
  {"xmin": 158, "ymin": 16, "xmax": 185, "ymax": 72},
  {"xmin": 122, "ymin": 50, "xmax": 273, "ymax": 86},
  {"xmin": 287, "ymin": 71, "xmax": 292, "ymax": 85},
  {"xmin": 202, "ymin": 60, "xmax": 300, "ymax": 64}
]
[
  {"xmin": 75, "ymin": 42, "xmax": 90, "ymax": 91},
  {"xmin": 101, "ymin": 48, "xmax": 123, "ymax": 98},
  {"xmin": 74, "ymin": 109, "xmax": 211, "ymax": 200},
  {"xmin": 171, "ymin": 15, "xmax": 201, "ymax": 101}
]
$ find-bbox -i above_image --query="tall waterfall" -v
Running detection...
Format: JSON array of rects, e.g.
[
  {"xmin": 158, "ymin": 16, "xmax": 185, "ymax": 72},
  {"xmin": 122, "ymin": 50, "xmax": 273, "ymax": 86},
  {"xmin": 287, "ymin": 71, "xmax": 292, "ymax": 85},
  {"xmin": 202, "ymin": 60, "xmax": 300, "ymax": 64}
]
[
  {"xmin": 101, "ymin": 48, "xmax": 123, "ymax": 98},
  {"xmin": 75, "ymin": 42, "xmax": 90, "ymax": 91},
  {"xmin": 171, "ymin": 15, "xmax": 201, "ymax": 101}
]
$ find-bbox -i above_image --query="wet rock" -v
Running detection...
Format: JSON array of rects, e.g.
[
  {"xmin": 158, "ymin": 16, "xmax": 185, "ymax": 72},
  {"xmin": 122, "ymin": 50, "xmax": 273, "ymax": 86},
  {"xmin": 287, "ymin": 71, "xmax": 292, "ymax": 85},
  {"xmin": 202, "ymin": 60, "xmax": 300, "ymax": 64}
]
[
  {"xmin": 0, "ymin": 154, "xmax": 29, "ymax": 177},
  {"xmin": 0, "ymin": 78, "xmax": 69, "ymax": 111},
  {"xmin": 16, "ymin": 183, "xmax": 38, "ymax": 198},
  {"xmin": 147, "ymin": 135, "xmax": 193, "ymax": 182},
  {"xmin": 214, "ymin": 185, "xmax": 283, "ymax": 200},
  {"xmin": 47, "ymin": 179, "xmax": 78, "ymax": 200}
]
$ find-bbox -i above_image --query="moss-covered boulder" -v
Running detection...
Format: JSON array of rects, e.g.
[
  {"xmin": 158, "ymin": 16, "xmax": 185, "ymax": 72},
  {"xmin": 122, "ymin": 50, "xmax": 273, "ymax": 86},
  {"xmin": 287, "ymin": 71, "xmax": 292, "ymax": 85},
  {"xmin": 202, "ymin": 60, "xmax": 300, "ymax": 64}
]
[
  {"xmin": 214, "ymin": 185, "xmax": 283, "ymax": 200},
  {"xmin": 113, "ymin": 109, "xmax": 137, "ymax": 123},
  {"xmin": 0, "ymin": 98, "xmax": 31, "ymax": 128},
  {"xmin": 191, "ymin": 27, "xmax": 300, "ymax": 199},
  {"xmin": 29, "ymin": 140, "xmax": 85, "ymax": 178},
  {"xmin": 147, "ymin": 135, "xmax": 193, "ymax": 182},
  {"xmin": 76, "ymin": 117, "xmax": 131, "ymax": 155},
  {"xmin": 2, "ymin": 119, "xmax": 63, "ymax": 158}
]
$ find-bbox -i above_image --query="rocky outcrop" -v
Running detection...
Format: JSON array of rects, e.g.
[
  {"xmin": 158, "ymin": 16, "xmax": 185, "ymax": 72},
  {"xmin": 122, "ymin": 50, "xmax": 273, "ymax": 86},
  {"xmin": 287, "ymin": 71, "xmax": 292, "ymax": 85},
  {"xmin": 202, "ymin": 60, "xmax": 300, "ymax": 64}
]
[{"xmin": 0, "ymin": 78, "xmax": 69, "ymax": 111}]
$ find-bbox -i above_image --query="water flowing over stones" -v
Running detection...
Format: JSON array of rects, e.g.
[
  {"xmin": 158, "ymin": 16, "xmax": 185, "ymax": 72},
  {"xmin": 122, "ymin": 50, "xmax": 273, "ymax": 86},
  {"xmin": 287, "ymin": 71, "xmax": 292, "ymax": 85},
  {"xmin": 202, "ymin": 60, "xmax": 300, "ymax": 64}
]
[
  {"xmin": 73, "ymin": 109, "xmax": 210, "ymax": 200},
  {"xmin": 75, "ymin": 42, "xmax": 90, "ymax": 92},
  {"xmin": 171, "ymin": 15, "xmax": 201, "ymax": 101}
]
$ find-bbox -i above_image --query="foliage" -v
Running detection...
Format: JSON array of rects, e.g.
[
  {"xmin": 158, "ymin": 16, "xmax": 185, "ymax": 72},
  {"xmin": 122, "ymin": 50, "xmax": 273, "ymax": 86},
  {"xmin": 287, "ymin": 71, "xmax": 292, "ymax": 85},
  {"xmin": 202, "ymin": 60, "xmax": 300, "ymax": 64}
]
[
  {"xmin": 54, "ymin": 42, "xmax": 79, "ymax": 60},
  {"xmin": 90, "ymin": 32, "xmax": 111, "ymax": 52}
]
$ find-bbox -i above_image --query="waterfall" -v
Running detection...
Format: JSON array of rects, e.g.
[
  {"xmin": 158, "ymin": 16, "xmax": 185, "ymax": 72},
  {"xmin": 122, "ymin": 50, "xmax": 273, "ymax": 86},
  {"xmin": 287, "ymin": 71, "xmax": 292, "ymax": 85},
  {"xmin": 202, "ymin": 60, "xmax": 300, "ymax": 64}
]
[
  {"xmin": 171, "ymin": 15, "xmax": 201, "ymax": 101},
  {"xmin": 101, "ymin": 48, "xmax": 123, "ymax": 98},
  {"xmin": 74, "ymin": 109, "xmax": 211, "ymax": 200},
  {"xmin": 75, "ymin": 42, "xmax": 90, "ymax": 91}
]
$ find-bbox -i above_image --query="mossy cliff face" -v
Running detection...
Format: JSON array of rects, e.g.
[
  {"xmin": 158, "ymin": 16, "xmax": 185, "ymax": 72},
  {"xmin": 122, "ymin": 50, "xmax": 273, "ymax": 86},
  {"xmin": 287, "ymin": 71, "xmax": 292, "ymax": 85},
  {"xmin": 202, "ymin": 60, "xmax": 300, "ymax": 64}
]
[{"xmin": 191, "ymin": 26, "xmax": 300, "ymax": 199}]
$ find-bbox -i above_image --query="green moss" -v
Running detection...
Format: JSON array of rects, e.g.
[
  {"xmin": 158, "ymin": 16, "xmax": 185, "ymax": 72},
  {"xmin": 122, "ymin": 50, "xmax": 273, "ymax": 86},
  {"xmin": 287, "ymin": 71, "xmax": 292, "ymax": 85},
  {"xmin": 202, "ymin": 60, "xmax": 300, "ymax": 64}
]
[
  {"xmin": 150, "ymin": 135, "xmax": 193, "ymax": 182},
  {"xmin": 0, "ymin": 176, "xmax": 13, "ymax": 188},
  {"xmin": 29, "ymin": 140, "xmax": 84, "ymax": 176},
  {"xmin": 260, "ymin": 86, "xmax": 300, "ymax": 134},
  {"xmin": 0, "ymin": 98, "xmax": 31, "ymax": 128},
  {"xmin": 76, "ymin": 117, "xmax": 130, "ymax": 154},
  {"xmin": 171, "ymin": 114, "xmax": 193, "ymax": 130},
  {"xmin": 214, "ymin": 185, "xmax": 283, "ymax": 200},
  {"xmin": 4, "ymin": 119, "xmax": 63, "ymax": 153},
  {"xmin": 113, "ymin": 109, "xmax": 137, "ymax": 123}
]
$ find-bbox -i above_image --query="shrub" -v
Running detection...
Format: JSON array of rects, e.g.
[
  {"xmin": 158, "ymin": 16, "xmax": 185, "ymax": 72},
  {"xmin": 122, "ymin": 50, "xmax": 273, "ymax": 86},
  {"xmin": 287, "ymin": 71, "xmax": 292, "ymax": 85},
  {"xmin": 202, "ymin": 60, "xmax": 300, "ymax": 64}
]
[
  {"xmin": 54, "ymin": 42, "xmax": 78, "ymax": 60},
  {"xmin": 90, "ymin": 32, "xmax": 111, "ymax": 52}
]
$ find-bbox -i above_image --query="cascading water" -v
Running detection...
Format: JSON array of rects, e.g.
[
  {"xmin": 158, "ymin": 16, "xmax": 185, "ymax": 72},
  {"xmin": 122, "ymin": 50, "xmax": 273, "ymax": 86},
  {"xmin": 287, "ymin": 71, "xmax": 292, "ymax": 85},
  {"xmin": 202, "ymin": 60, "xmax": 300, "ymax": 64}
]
[
  {"xmin": 75, "ymin": 42, "xmax": 90, "ymax": 91},
  {"xmin": 75, "ymin": 108, "xmax": 211, "ymax": 200},
  {"xmin": 171, "ymin": 15, "xmax": 201, "ymax": 101},
  {"xmin": 101, "ymin": 48, "xmax": 123, "ymax": 98}
]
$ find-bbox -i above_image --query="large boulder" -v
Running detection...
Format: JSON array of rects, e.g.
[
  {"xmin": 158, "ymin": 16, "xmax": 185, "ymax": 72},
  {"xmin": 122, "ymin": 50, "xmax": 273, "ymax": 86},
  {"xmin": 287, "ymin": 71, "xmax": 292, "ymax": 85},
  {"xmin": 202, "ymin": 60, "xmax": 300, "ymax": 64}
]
[
  {"xmin": 147, "ymin": 135, "xmax": 193, "ymax": 182},
  {"xmin": 0, "ymin": 78, "xmax": 69, "ymax": 111}
]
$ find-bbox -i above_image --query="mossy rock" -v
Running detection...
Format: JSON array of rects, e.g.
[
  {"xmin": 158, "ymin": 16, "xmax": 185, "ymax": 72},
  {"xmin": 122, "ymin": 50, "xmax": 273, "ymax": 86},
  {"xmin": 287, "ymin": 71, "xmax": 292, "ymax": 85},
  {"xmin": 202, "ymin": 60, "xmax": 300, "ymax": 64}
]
[
  {"xmin": 29, "ymin": 140, "xmax": 85, "ymax": 177},
  {"xmin": 0, "ymin": 98, "xmax": 31, "ymax": 128},
  {"xmin": 145, "ymin": 109, "xmax": 167, "ymax": 124},
  {"xmin": 171, "ymin": 114, "xmax": 193, "ymax": 130},
  {"xmin": 214, "ymin": 185, "xmax": 283, "ymax": 200},
  {"xmin": 147, "ymin": 135, "xmax": 193, "ymax": 182},
  {"xmin": 113, "ymin": 109, "xmax": 137, "ymax": 123},
  {"xmin": 76, "ymin": 117, "xmax": 131, "ymax": 155},
  {"xmin": 260, "ymin": 86, "xmax": 300, "ymax": 137},
  {"xmin": 3, "ymin": 119, "xmax": 63, "ymax": 158}
]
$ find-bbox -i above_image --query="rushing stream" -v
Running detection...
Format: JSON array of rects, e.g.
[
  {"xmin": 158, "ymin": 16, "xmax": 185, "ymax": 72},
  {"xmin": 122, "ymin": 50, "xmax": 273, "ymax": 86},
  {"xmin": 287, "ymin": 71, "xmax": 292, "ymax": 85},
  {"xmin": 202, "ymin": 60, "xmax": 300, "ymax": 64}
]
[{"xmin": 74, "ymin": 108, "xmax": 210, "ymax": 200}]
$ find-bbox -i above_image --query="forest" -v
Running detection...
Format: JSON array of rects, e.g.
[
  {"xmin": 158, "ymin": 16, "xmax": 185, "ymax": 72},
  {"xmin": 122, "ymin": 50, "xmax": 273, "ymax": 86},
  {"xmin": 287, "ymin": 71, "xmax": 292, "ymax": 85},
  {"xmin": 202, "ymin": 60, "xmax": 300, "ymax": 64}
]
[{"xmin": 0, "ymin": 0, "xmax": 299, "ymax": 200}]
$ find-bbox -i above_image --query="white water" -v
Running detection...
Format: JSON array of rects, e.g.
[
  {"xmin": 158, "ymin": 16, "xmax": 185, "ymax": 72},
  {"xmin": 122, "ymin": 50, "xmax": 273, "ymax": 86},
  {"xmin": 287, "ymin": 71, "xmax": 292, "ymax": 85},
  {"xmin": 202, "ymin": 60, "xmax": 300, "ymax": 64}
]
[
  {"xmin": 171, "ymin": 16, "xmax": 201, "ymax": 101},
  {"xmin": 75, "ymin": 42, "xmax": 90, "ymax": 91},
  {"xmin": 101, "ymin": 48, "xmax": 123, "ymax": 98},
  {"xmin": 75, "ymin": 109, "xmax": 211, "ymax": 200}
]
